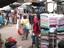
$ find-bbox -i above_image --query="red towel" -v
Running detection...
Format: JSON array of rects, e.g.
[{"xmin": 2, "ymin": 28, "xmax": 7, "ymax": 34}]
[{"xmin": 7, "ymin": 37, "xmax": 16, "ymax": 42}]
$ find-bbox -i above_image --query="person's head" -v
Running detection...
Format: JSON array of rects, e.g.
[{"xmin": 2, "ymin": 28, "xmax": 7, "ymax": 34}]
[
  {"xmin": 20, "ymin": 14, "xmax": 22, "ymax": 16},
  {"xmin": 23, "ymin": 15, "xmax": 27, "ymax": 19},
  {"xmin": 58, "ymin": 39, "xmax": 64, "ymax": 48}
]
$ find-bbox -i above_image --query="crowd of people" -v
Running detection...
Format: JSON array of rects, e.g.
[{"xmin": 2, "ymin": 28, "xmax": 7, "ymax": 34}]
[
  {"xmin": 0, "ymin": 10, "xmax": 17, "ymax": 27},
  {"xmin": 0, "ymin": 8, "xmax": 40, "ymax": 48},
  {"xmin": 0, "ymin": 8, "xmax": 64, "ymax": 48}
]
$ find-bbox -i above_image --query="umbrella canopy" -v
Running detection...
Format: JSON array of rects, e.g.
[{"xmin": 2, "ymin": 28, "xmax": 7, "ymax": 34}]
[
  {"xmin": 21, "ymin": 2, "xmax": 32, "ymax": 9},
  {"xmin": 9, "ymin": 2, "xmax": 21, "ymax": 9},
  {"xmin": 0, "ymin": 8, "xmax": 4, "ymax": 11},
  {"xmin": 2, "ymin": 5, "xmax": 12, "ymax": 11}
]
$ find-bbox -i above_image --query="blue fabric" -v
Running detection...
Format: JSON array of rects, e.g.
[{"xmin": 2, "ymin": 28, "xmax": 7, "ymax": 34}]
[
  {"xmin": 0, "ymin": 16, "xmax": 4, "ymax": 24},
  {"xmin": 24, "ymin": 28, "xmax": 29, "ymax": 32}
]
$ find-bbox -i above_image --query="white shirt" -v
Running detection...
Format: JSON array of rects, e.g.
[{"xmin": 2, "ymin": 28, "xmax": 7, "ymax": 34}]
[{"xmin": 49, "ymin": 27, "xmax": 56, "ymax": 33}]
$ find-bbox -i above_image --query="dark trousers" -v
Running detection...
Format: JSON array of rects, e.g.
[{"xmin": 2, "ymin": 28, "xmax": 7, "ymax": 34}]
[
  {"xmin": 24, "ymin": 32, "xmax": 29, "ymax": 40},
  {"xmin": 32, "ymin": 35, "xmax": 40, "ymax": 48}
]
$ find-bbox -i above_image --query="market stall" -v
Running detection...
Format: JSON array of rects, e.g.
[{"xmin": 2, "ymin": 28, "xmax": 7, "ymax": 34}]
[{"xmin": 40, "ymin": 13, "xmax": 64, "ymax": 48}]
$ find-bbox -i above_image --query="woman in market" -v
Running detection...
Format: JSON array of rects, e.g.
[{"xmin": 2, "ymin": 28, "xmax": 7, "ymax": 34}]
[
  {"xmin": 12, "ymin": 10, "xmax": 17, "ymax": 24},
  {"xmin": 8, "ymin": 12, "xmax": 13, "ymax": 24},
  {"xmin": 6, "ymin": 12, "xmax": 10, "ymax": 25},
  {"xmin": 28, "ymin": 13, "xmax": 34, "ymax": 25},
  {"xmin": 32, "ymin": 15, "xmax": 41, "ymax": 48},
  {"xmin": 0, "ymin": 13, "xmax": 4, "ymax": 26},
  {"xmin": 23, "ymin": 15, "xmax": 30, "ymax": 40}
]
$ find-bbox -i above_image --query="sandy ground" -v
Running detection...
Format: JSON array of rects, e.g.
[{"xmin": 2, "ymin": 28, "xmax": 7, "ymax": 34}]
[{"xmin": 0, "ymin": 24, "xmax": 32, "ymax": 48}]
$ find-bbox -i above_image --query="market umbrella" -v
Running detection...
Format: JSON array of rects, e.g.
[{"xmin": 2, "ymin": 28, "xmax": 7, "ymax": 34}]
[{"xmin": 9, "ymin": 4, "xmax": 21, "ymax": 9}]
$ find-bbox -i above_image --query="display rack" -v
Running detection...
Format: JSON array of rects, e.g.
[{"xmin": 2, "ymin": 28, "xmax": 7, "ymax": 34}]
[{"xmin": 41, "ymin": 30, "xmax": 64, "ymax": 48}]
